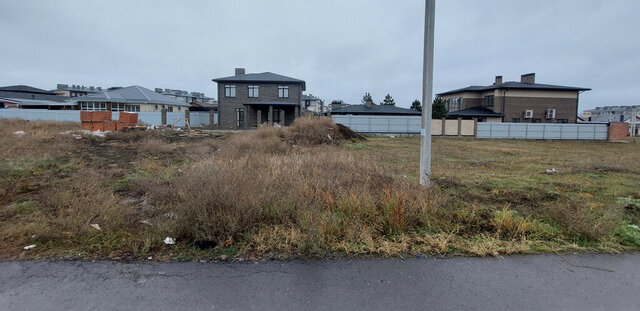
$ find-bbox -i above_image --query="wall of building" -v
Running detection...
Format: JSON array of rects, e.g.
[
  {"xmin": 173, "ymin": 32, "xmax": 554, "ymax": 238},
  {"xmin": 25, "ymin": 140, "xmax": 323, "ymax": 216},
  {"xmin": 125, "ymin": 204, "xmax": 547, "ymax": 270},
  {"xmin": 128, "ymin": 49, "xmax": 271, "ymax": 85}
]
[{"xmin": 217, "ymin": 82, "xmax": 302, "ymax": 129}]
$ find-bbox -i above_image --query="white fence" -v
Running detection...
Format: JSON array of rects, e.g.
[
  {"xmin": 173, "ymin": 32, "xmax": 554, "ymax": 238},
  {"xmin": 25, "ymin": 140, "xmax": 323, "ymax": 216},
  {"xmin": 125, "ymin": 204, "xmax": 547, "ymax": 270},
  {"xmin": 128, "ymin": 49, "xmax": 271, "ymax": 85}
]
[
  {"xmin": 0, "ymin": 109, "xmax": 80, "ymax": 122},
  {"xmin": 332, "ymin": 115, "xmax": 422, "ymax": 134},
  {"xmin": 477, "ymin": 123, "xmax": 608, "ymax": 140},
  {"xmin": 0, "ymin": 109, "xmax": 217, "ymax": 127},
  {"xmin": 190, "ymin": 111, "xmax": 218, "ymax": 127}
]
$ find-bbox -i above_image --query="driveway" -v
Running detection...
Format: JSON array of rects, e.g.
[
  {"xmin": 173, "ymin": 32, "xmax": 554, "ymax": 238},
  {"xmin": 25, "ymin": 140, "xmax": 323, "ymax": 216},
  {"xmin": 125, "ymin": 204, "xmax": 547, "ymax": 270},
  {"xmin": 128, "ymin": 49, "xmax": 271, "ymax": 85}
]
[{"xmin": 0, "ymin": 253, "xmax": 638, "ymax": 310}]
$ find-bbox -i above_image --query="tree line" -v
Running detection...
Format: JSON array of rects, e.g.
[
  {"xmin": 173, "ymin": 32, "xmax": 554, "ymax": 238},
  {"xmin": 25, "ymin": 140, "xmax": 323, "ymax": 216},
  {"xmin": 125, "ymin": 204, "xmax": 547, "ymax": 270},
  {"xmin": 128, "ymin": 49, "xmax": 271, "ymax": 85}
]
[{"xmin": 361, "ymin": 92, "xmax": 448, "ymax": 119}]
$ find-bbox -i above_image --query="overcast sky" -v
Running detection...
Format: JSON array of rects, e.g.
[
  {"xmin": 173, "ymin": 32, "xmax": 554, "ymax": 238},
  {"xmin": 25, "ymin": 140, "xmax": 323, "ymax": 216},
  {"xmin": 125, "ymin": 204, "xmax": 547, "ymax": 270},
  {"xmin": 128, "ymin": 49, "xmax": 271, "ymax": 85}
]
[{"xmin": 1, "ymin": 0, "xmax": 638, "ymax": 110}]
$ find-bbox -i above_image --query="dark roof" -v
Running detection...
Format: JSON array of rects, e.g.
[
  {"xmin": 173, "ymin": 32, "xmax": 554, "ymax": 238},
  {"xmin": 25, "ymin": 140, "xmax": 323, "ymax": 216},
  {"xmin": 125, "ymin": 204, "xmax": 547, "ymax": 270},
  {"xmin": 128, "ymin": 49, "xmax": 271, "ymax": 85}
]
[
  {"xmin": 212, "ymin": 72, "xmax": 306, "ymax": 91},
  {"xmin": 437, "ymin": 81, "xmax": 591, "ymax": 96},
  {"xmin": 0, "ymin": 91, "xmax": 68, "ymax": 102},
  {"xmin": 70, "ymin": 86, "xmax": 190, "ymax": 107},
  {"xmin": 243, "ymin": 101, "xmax": 300, "ymax": 107},
  {"xmin": 331, "ymin": 104, "xmax": 421, "ymax": 115},
  {"xmin": 447, "ymin": 107, "xmax": 504, "ymax": 117},
  {"xmin": 0, "ymin": 85, "xmax": 57, "ymax": 95},
  {"xmin": 0, "ymin": 98, "xmax": 74, "ymax": 107}
]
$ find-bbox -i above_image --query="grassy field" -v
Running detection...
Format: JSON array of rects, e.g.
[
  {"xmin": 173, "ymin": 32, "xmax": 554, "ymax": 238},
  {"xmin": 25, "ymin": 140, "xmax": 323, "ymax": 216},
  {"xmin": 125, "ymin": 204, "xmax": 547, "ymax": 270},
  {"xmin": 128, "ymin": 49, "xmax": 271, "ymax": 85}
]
[{"xmin": 1, "ymin": 118, "xmax": 639, "ymax": 261}]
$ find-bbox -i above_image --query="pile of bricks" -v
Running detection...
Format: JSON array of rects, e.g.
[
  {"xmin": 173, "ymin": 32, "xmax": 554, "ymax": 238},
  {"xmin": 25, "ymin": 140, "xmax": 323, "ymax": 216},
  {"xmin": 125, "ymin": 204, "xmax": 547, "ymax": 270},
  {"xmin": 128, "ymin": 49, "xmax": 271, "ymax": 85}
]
[
  {"xmin": 81, "ymin": 111, "xmax": 113, "ymax": 131},
  {"xmin": 80, "ymin": 111, "xmax": 139, "ymax": 132},
  {"xmin": 117, "ymin": 112, "xmax": 139, "ymax": 130}
]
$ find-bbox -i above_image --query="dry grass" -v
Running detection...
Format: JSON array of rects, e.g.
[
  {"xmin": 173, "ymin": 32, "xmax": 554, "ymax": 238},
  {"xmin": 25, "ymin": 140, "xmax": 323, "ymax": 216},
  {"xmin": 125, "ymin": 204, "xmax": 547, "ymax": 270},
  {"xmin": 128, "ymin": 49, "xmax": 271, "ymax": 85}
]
[{"xmin": 1, "ymin": 118, "xmax": 639, "ymax": 261}]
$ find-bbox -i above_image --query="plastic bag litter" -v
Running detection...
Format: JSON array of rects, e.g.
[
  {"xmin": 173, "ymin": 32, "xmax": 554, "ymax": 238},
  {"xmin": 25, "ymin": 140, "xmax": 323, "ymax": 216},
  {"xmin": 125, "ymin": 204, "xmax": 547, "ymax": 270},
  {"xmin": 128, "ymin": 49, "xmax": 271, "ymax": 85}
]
[
  {"xmin": 163, "ymin": 237, "xmax": 176, "ymax": 245},
  {"xmin": 13, "ymin": 131, "xmax": 26, "ymax": 136}
]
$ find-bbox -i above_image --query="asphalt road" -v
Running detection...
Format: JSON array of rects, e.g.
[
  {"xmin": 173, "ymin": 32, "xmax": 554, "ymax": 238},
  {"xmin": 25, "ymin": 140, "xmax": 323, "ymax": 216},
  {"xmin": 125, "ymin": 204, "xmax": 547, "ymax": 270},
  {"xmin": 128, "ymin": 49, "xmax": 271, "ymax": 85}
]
[{"xmin": 0, "ymin": 253, "xmax": 638, "ymax": 311}]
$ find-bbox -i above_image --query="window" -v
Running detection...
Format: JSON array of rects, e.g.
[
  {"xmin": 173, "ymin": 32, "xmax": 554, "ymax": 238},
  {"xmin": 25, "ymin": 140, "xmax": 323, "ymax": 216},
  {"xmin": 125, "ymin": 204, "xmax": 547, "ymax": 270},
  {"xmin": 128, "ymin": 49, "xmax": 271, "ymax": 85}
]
[
  {"xmin": 447, "ymin": 97, "xmax": 463, "ymax": 112},
  {"xmin": 533, "ymin": 119, "xmax": 542, "ymax": 123},
  {"xmin": 111, "ymin": 103, "xmax": 125, "ymax": 111},
  {"xmin": 236, "ymin": 108, "xmax": 245, "ymax": 127},
  {"xmin": 80, "ymin": 102, "xmax": 106, "ymax": 111},
  {"xmin": 168, "ymin": 107, "xmax": 174, "ymax": 112},
  {"xmin": 248, "ymin": 85, "xmax": 259, "ymax": 98},
  {"xmin": 556, "ymin": 119, "xmax": 568, "ymax": 123},
  {"xmin": 125, "ymin": 105, "xmax": 140, "ymax": 112},
  {"xmin": 484, "ymin": 95, "xmax": 494, "ymax": 107},
  {"xmin": 512, "ymin": 118, "xmax": 520, "ymax": 123},
  {"xmin": 620, "ymin": 115, "xmax": 625, "ymax": 122},
  {"xmin": 225, "ymin": 85, "xmax": 236, "ymax": 97},
  {"xmin": 278, "ymin": 86, "xmax": 289, "ymax": 98},
  {"xmin": 273, "ymin": 109, "xmax": 281, "ymax": 124}
]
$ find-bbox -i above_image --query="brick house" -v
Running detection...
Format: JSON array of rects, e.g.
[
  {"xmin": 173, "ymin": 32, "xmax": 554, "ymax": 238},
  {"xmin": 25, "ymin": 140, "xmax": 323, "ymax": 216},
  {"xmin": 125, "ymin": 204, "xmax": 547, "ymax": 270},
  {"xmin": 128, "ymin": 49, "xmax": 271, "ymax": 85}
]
[
  {"xmin": 212, "ymin": 68, "xmax": 305, "ymax": 129},
  {"xmin": 437, "ymin": 73, "xmax": 590, "ymax": 123}
]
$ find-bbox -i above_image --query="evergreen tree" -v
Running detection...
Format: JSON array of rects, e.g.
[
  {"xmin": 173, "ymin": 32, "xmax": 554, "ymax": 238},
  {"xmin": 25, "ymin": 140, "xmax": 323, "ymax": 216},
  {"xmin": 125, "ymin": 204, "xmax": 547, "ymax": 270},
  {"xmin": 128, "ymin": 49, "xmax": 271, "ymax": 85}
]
[
  {"xmin": 410, "ymin": 99, "xmax": 422, "ymax": 112},
  {"xmin": 381, "ymin": 94, "xmax": 395, "ymax": 106},
  {"xmin": 361, "ymin": 92, "xmax": 373, "ymax": 104},
  {"xmin": 432, "ymin": 97, "xmax": 448, "ymax": 119}
]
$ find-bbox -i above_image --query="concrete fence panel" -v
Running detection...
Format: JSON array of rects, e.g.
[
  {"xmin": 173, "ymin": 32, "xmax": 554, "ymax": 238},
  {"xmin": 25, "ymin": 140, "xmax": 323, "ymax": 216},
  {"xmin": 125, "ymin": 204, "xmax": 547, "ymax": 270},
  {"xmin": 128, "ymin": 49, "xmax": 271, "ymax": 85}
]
[
  {"xmin": 332, "ymin": 115, "xmax": 476, "ymax": 136},
  {"xmin": 477, "ymin": 122, "xmax": 608, "ymax": 140}
]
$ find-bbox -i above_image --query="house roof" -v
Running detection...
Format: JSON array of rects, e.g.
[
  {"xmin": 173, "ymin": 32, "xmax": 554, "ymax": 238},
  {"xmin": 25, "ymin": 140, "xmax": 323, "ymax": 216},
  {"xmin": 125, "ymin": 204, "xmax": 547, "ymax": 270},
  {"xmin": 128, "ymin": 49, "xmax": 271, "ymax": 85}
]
[
  {"xmin": 331, "ymin": 104, "xmax": 421, "ymax": 115},
  {"xmin": 0, "ymin": 97, "xmax": 75, "ymax": 106},
  {"xmin": 71, "ymin": 86, "xmax": 190, "ymax": 107},
  {"xmin": 212, "ymin": 72, "xmax": 306, "ymax": 91},
  {"xmin": 0, "ymin": 85, "xmax": 57, "ymax": 95},
  {"xmin": 0, "ymin": 90, "xmax": 68, "ymax": 102},
  {"xmin": 437, "ymin": 81, "xmax": 591, "ymax": 96},
  {"xmin": 447, "ymin": 107, "xmax": 504, "ymax": 117},
  {"xmin": 243, "ymin": 101, "xmax": 300, "ymax": 107}
]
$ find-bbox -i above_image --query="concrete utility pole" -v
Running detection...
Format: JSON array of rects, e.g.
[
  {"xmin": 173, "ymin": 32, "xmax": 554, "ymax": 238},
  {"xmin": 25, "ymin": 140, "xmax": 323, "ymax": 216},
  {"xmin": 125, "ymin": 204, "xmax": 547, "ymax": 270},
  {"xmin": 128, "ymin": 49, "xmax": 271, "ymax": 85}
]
[{"xmin": 420, "ymin": 0, "xmax": 436, "ymax": 186}]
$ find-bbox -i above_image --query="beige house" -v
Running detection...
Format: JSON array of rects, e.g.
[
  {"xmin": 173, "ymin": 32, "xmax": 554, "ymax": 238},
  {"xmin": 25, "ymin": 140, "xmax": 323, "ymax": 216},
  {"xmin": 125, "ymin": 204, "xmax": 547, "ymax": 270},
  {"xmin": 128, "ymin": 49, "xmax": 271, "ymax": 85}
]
[
  {"xmin": 72, "ymin": 86, "xmax": 190, "ymax": 112},
  {"xmin": 437, "ymin": 73, "xmax": 590, "ymax": 123}
]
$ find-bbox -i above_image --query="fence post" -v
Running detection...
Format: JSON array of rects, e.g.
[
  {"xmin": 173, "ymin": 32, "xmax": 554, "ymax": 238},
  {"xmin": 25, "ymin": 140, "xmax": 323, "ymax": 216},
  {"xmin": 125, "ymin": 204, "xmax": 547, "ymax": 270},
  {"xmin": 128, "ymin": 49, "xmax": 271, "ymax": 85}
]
[
  {"xmin": 161, "ymin": 109, "xmax": 167, "ymax": 125},
  {"xmin": 184, "ymin": 109, "xmax": 190, "ymax": 127},
  {"xmin": 457, "ymin": 118, "xmax": 462, "ymax": 137},
  {"xmin": 441, "ymin": 118, "xmax": 446, "ymax": 136},
  {"xmin": 507, "ymin": 122, "xmax": 511, "ymax": 139},
  {"xmin": 473, "ymin": 118, "xmax": 478, "ymax": 137},
  {"xmin": 209, "ymin": 110, "xmax": 215, "ymax": 127}
]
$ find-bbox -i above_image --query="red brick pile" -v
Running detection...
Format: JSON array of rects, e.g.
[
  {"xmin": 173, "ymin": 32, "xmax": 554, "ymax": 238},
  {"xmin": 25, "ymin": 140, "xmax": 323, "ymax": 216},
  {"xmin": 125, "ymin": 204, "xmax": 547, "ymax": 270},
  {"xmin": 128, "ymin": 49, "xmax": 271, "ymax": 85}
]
[{"xmin": 80, "ymin": 111, "xmax": 139, "ymax": 131}]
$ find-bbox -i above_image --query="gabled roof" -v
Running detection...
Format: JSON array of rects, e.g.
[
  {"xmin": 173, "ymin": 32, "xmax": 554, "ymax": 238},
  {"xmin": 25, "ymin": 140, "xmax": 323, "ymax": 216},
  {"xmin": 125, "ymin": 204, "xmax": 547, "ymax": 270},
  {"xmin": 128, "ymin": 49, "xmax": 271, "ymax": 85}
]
[
  {"xmin": 437, "ymin": 81, "xmax": 591, "ymax": 96},
  {"xmin": 0, "ymin": 85, "xmax": 57, "ymax": 95},
  {"xmin": 447, "ymin": 107, "xmax": 504, "ymax": 117},
  {"xmin": 331, "ymin": 104, "xmax": 421, "ymax": 115},
  {"xmin": 70, "ymin": 86, "xmax": 190, "ymax": 107},
  {"xmin": 212, "ymin": 72, "xmax": 306, "ymax": 90}
]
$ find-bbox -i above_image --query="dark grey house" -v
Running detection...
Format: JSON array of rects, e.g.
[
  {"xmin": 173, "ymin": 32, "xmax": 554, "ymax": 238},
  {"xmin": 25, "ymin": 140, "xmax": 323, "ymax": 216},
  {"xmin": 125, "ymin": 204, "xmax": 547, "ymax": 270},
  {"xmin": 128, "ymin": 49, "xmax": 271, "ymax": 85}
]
[
  {"xmin": 212, "ymin": 68, "xmax": 306, "ymax": 129},
  {"xmin": 0, "ymin": 85, "xmax": 73, "ymax": 109}
]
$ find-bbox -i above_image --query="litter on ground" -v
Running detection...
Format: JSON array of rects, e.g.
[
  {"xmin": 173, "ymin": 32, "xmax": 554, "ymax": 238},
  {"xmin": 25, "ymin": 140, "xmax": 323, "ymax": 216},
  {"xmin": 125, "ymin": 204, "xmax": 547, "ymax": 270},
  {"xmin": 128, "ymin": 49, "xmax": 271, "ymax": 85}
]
[
  {"xmin": 89, "ymin": 224, "xmax": 102, "ymax": 231},
  {"xmin": 23, "ymin": 245, "xmax": 36, "ymax": 250},
  {"xmin": 163, "ymin": 237, "xmax": 176, "ymax": 245},
  {"xmin": 13, "ymin": 131, "xmax": 26, "ymax": 135}
]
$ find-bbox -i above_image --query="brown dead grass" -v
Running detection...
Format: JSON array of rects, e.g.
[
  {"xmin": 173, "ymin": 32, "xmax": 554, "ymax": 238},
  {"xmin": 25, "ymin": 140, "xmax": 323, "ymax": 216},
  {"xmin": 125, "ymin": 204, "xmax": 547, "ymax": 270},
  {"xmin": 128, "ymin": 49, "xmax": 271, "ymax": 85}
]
[{"xmin": 0, "ymin": 118, "xmax": 639, "ymax": 261}]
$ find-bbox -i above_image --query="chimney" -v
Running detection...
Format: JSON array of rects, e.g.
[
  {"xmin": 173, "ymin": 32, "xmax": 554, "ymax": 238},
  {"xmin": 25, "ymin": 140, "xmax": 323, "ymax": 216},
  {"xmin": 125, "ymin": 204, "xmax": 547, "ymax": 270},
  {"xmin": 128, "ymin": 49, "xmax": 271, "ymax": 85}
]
[
  {"xmin": 494, "ymin": 75, "xmax": 503, "ymax": 85},
  {"xmin": 365, "ymin": 99, "xmax": 374, "ymax": 108},
  {"xmin": 521, "ymin": 73, "xmax": 535, "ymax": 84},
  {"xmin": 235, "ymin": 68, "xmax": 246, "ymax": 76},
  {"xmin": 330, "ymin": 100, "xmax": 343, "ymax": 111}
]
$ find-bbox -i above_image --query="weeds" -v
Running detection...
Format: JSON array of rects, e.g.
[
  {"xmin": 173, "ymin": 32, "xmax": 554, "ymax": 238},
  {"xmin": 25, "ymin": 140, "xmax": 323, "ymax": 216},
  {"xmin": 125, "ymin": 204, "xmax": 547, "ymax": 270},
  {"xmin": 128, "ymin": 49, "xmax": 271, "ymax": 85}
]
[{"xmin": 0, "ymin": 118, "xmax": 639, "ymax": 261}]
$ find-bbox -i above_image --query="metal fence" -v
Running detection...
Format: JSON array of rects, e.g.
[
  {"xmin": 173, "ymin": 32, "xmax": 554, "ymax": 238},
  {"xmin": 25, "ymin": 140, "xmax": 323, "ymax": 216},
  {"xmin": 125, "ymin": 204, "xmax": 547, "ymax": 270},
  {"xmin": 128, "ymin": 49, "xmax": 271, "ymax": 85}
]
[
  {"xmin": 190, "ymin": 111, "xmax": 218, "ymax": 127},
  {"xmin": 0, "ymin": 109, "xmax": 218, "ymax": 127},
  {"xmin": 0, "ymin": 109, "xmax": 80, "ymax": 122},
  {"xmin": 331, "ymin": 115, "xmax": 422, "ymax": 134},
  {"xmin": 477, "ymin": 122, "xmax": 608, "ymax": 140}
]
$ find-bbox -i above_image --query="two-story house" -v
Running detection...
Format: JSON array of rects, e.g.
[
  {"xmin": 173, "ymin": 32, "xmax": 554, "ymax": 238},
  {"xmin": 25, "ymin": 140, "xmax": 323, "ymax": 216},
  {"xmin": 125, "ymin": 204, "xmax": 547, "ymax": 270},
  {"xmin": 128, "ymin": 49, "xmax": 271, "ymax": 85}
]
[
  {"xmin": 212, "ymin": 68, "xmax": 306, "ymax": 129},
  {"xmin": 437, "ymin": 73, "xmax": 590, "ymax": 123}
]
